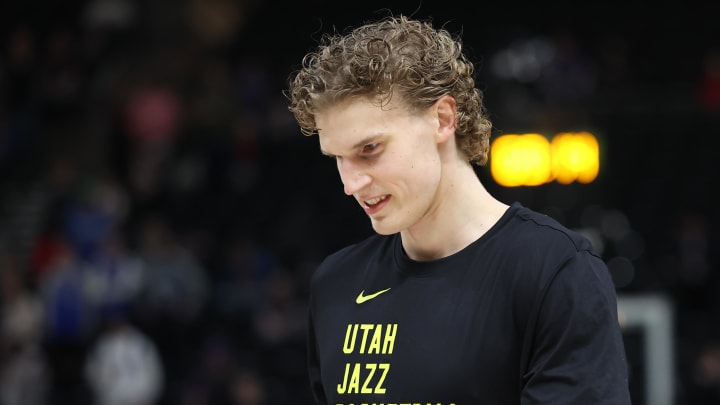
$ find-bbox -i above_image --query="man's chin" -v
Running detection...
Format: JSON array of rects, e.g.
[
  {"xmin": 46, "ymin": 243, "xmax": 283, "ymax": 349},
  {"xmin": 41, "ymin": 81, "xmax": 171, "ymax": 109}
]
[{"xmin": 370, "ymin": 219, "xmax": 398, "ymax": 236}]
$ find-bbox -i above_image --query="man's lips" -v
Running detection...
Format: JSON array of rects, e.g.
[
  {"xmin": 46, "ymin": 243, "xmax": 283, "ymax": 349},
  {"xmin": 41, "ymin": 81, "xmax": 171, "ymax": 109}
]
[{"xmin": 361, "ymin": 194, "xmax": 390, "ymax": 211}]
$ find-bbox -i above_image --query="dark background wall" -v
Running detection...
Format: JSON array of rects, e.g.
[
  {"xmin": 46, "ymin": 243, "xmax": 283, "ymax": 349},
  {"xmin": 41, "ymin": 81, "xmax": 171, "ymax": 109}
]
[{"xmin": 0, "ymin": 0, "xmax": 718, "ymax": 404}]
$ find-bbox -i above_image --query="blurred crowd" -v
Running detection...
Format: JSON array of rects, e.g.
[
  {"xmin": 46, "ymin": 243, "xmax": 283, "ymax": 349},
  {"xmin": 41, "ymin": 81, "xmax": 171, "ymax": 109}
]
[{"xmin": 1, "ymin": 1, "xmax": 719, "ymax": 404}]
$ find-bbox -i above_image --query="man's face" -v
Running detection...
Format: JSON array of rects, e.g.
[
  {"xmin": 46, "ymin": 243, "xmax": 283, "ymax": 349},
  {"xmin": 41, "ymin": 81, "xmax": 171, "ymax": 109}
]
[{"xmin": 315, "ymin": 97, "xmax": 445, "ymax": 235}]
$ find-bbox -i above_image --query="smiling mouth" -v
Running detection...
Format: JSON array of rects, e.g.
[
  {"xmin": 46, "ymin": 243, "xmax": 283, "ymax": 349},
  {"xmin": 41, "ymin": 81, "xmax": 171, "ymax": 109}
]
[{"xmin": 362, "ymin": 195, "xmax": 389, "ymax": 208}]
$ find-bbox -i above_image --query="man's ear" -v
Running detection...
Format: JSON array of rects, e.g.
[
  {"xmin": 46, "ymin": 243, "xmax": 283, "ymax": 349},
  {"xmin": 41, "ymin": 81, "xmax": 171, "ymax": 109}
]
[{"xmin": 435, "ymin": 95, "xmax": 457, "ymax": 143}]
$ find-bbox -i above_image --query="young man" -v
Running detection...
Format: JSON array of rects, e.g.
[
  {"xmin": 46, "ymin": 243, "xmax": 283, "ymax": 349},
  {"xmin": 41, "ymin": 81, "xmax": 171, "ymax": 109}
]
[{"xmin": 287, "ymin": 14, "xmax": 631, "ymax": 405}]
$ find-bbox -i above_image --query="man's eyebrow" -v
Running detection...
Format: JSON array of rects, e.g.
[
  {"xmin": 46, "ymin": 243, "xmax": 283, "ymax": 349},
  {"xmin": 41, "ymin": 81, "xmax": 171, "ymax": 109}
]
[
  {"xmin": 320, "ymin": 135, "xmax": 382, "ymax": 157},
  {"xmin": 352, "ymin": 135, "xmax": 381, "ymax": 149}
]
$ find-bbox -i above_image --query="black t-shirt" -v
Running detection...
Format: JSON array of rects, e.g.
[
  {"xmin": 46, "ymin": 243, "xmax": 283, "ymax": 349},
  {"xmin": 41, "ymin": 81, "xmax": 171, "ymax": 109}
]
[{"xmin": 307, "ymin": 202, "xmax": 631, "ymax": 405}]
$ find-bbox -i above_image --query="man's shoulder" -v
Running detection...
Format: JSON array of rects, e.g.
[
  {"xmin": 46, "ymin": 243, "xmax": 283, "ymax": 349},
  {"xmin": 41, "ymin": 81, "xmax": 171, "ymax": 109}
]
[
  {"xmin": 312, "ymin": 233, "xmax": 394, "ymax": 279},
  {"xmin": 328, "ymin": 233, "xmax": 390, "ymax": 259},
  {"xmin": 504, "ymin": 202, "xmax": 597, "ymax": 256}
]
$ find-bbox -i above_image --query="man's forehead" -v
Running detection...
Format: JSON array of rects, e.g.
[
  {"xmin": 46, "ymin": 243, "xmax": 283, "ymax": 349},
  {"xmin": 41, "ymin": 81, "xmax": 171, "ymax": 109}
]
[{"xmin": 316, "ymin": 103, "xmax": 387, "ymax": 149}]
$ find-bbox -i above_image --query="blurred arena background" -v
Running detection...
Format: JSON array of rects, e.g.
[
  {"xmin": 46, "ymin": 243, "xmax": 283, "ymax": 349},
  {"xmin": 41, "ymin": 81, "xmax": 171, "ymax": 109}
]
[{"xmin": 0, "ymin": 0, "xmax": 718, "ymax": 404}]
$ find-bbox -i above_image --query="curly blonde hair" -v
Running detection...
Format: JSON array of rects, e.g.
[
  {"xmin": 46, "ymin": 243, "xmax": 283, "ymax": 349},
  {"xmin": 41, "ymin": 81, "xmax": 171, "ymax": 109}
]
[{"xmin": 286, "ymin": 15, "xmax": 492, "ymax": 165}]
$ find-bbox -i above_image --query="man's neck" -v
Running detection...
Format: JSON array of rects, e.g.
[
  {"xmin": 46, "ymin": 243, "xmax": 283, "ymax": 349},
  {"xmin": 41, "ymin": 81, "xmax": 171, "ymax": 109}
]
[{"xmin": 400, "ymin": 164, "xmax": 508, "ymax": 261}]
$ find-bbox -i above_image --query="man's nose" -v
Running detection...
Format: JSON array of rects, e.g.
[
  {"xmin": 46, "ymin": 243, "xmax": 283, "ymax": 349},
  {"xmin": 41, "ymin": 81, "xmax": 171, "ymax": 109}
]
[{"xmin": 338, "ymin": 159, "xmax": 372, "ymax": 196}]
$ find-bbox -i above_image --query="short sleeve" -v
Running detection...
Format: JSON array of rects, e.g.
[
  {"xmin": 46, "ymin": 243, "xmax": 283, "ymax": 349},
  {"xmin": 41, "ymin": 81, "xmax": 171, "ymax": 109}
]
[{"xmin": 520, "ymin": 251, "xmax": 632, "ymax": 404}]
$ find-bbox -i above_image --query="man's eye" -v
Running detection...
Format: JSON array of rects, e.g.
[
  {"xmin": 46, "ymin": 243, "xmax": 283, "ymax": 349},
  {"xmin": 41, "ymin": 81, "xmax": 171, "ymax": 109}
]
[{"xmin": 362, "ymin": 143, "xmax": 379, "ymax": 153}]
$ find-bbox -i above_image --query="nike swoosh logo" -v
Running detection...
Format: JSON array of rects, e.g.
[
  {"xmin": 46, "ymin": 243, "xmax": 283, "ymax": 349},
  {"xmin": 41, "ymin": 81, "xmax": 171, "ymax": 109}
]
[{"xmin": 356, "ymin": 288, "xmax": 391, "ymax": 304}]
